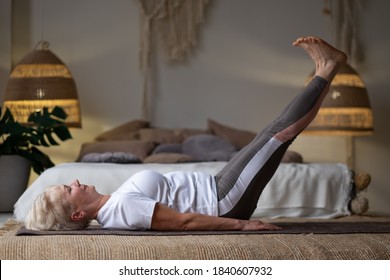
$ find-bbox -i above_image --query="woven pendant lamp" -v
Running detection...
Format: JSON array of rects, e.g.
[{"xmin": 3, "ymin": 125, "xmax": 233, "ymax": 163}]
[
  {"xmin": 304, "ymin": 63, "xmax": 373, "ymax": 136},
  {"xmin": 303, "ymin": 63, "xmax": 373, "ymax": 169},
  {"xmin": 3, "ymin": 41, "xmax": 81, "ymax": 127}
]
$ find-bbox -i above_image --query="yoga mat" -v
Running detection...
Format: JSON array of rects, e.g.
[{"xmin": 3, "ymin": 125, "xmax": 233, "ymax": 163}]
[{"xmin": 16, "ymin": 222, "xmax": 390, "ymax": 236}]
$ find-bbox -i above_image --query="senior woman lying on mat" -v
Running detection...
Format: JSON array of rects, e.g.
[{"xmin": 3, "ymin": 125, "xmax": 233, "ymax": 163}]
[{"xmin": 26, "ymin": 36, "xmax": 347, "ymax": 231}]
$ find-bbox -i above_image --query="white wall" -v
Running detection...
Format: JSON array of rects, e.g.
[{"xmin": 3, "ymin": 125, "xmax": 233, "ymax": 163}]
[{"xmin": 1, "ymin": 0, "xmax": 390, "ymax": 215}]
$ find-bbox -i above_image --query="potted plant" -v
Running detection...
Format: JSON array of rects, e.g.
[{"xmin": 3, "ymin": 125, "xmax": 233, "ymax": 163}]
[{"xmin": 0, "ymin": 106, "xmax": 72, "ymax": 212}]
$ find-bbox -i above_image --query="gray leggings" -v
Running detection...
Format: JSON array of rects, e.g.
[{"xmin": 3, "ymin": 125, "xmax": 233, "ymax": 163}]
[{"xmin": 215, "ymin": 76, "xmax": 329, "ymax": 219}]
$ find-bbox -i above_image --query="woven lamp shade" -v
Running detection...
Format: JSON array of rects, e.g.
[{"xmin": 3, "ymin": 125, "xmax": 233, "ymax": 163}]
[
  {"xmin": 3, "ymin": 42, "xmax": 81, "ymax": 127},
  {"xmin": 303, "ymin": 63, "xmax": 373, "ymax": 136}
]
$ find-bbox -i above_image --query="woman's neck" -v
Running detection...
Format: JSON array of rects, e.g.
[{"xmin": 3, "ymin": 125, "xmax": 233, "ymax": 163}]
[{"xmin": 91, "ymin": 194, "xmax": 111, "ymax": 219}]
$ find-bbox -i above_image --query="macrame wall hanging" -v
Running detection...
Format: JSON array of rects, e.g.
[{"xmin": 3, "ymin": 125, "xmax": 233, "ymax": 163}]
[
  {"xmin": 323, "ymin": 0, "xmax": 363, "ymax": 66},
  {"xmin": 136, "ymin": 0, "xmax": 211, "ymax": 121}
]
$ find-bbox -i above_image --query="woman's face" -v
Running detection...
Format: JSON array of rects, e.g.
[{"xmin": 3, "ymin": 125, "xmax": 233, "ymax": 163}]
[{"xmin": 59, "ymin": 179, "xmax": 99, "ymax": 210}]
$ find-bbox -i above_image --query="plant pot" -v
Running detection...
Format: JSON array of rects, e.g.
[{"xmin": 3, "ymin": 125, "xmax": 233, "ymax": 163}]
[{"xmin": 0, "ymin": 155, "xmax": 31, "ymax": 212}]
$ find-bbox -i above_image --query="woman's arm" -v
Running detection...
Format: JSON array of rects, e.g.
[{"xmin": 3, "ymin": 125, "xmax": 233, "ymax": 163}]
[{"xmin": 151, "ymin": 203, "xmax": 281, "ymax": 231}]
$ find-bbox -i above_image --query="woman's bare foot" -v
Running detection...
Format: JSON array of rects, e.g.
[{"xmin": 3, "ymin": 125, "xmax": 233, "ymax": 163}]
[{"xmin": 293, "ymin": 36, "xmax": 347, "ymax": 82}]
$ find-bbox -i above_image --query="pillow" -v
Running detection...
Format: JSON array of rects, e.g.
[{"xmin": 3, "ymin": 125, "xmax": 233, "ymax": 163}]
[
  {"xmin": 174, "ymin": 128, "xmax": 210, "ymax": 140},
  {"xmin": 208, "ymin": 119, "xmax": 256, "ymax": 149},
  {"xmin": 152, "ymin": 143, "xmax": 183, "ymax": 154},
  {"xmin": 281, "ymin": 150, "xmax": 304, "ymax": 163},
  {"xmin": 138, "ymin": 128, "xmax": 182, "ymax": 144},
  {"xmin": 81, "ymin": 152, "xmax": 141, "ymax": 163},
  {"xmin": 94, "ymin": 119, "xmax": 149, "ymax": 141},
  {"xmin": 76, "ymin": 140, "xmax": 156, "ymax": 161},
  {"xmin": 143, "ymin": 153, "xmax": 195, "ymax": 163},
  {"xmin": 183, "ymin": 134, "xmax": 237, "ymax": 162}
]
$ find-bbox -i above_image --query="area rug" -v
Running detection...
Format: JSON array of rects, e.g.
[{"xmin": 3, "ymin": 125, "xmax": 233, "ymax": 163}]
[{"xmin": 16, "ymin": 221, "xmax": 390, "ymax": 236}]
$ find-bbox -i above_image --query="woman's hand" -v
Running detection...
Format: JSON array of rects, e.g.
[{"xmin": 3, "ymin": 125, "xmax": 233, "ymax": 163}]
[{"xmin": 239, "ymin": 220, "xmax": 281, "ymax": 231}]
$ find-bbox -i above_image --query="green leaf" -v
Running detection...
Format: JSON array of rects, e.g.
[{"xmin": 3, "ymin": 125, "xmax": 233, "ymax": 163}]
[
  {"xmin": 1, "ymin": 105, "xmax": 73, "ymax": 175},
  {"xmin": 28, "ymin": 147, "xmax": 55, "ymax": 174},
  {"xmin": 53, "ymin": 125, "xmax": 72, "ymax": 141},
  {"xmin": 51, "ymin": 106, "xmax": 68, "ymax": 120},
  {"xmin": 44, "ymin": 131, "xmax": 59, "ymax": 146}
]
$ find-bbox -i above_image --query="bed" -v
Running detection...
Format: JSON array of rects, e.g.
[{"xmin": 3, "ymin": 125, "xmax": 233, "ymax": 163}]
[
  {"xmin": 14, "ymin": 118, "xmax": 363, "ymax": 221},
  {"xmin": 13, "ymin": 161, "xmax": 354, "ymax": 221},
  {"xmin": 2, "ymin": 119, "xmax": 389, "ymax": 260}
]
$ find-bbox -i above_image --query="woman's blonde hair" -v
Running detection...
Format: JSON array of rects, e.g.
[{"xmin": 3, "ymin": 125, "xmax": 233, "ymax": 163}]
[{"xmin": 25, "ymin": 185, "xmax": 91, "ymax": 230}]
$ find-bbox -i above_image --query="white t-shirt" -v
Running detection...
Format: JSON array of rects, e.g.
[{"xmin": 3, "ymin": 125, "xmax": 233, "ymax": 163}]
[{"xmin": 96, "ymin": 170, "xmax": 218, "ymax": 230}]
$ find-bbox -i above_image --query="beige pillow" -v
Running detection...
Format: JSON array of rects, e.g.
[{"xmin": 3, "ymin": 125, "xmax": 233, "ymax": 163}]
[
  {"xmin": 174, "ymin": 128, "xmax": 210, "ymax": 140},
  {"xmin": 207, "ymin": 119, "xmax": 256, "ymax": 149},
  {"xmin": 76, "ymin": 140, "xmax": 155, "ymax": 161},
  {"xmin": 95, "ymin": 120, "xmax": 149, "ymax": 141},
  {"xmin": 143, "ymin": 153, "xmax": 194, "ymax": 163},
  {"xmin": 138, "ymin": 128, "xmax": 183, "ymax": 144}
]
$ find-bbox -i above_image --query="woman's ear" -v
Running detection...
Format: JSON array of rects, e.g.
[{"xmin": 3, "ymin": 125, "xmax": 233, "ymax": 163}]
[{"xmin": 71, "ymin": 210, "xmax": 86, "ymax": 221}]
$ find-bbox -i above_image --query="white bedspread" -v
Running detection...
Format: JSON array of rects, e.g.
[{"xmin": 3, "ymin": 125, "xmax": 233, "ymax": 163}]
[{"xmin": 14, "ymin": 162, "xmax": 352, "ymax": 221}]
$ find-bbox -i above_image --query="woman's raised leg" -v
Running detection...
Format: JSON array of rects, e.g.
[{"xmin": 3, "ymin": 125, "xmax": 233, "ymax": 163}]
[{"xmin": 216, "ymin": 37, "xmax": 347, "ymax": 219}]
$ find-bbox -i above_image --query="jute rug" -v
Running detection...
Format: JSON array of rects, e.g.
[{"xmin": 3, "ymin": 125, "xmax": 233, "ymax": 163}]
[
  {"xmin": 2, "ymin": 218, "xmax": 390, "ymax": 259},
  {"xmin": 16, "ymin": 221, "xmax": 390, "ymax": 236}
]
